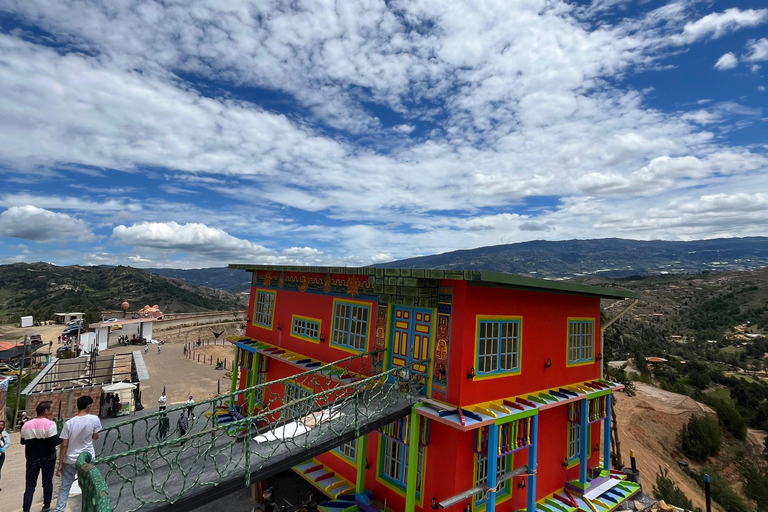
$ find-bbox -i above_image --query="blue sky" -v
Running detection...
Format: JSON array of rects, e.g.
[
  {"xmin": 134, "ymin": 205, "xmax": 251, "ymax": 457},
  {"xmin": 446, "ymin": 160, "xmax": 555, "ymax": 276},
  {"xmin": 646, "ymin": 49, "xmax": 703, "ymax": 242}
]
[{"xmin": 0, "ymin": 0, "xmax": 766, "ymax": 269}]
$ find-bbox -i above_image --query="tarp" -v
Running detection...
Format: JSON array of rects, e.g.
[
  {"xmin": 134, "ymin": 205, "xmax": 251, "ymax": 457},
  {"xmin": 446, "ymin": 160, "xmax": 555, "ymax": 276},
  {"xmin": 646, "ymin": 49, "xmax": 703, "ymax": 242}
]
[
  {"xmin": 0, "ymin": 342, "xmax": 45, "ymax": 361},
  {"xmin": 102, "ymin": 382, "xmax": 137, "ymax": 392}
]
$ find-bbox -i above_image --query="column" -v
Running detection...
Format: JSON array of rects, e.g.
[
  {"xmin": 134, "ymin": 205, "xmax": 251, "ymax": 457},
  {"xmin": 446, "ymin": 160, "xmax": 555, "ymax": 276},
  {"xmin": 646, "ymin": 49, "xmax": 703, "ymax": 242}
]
[
  {"xmin": 247, "ymin": 352, "xmax": 259, "ymax": 415},
  {"xmin": 355, "ymin": 434, "xmax": 368, "ymax": 496},
  {"xmin": 580, "ymin": 398, "xmax": 589, "ymax": 485},
  {"xmin": 405, "ymin": 408, "xmax": 422, "ymax": 512},
  {"xmin": 229, "ymin": 346, "xmax": 239, "ymax": 406},
  {"xmin": 603, "ymin": 394, "xmax": 612, "ymax": 471},
  {"xmin": 487, "ymin": 423, "xmax": 499, "ymax": 512},
  {"xmin": 527, "ymin": 414, "xmax": 539, "ymax": 512}
]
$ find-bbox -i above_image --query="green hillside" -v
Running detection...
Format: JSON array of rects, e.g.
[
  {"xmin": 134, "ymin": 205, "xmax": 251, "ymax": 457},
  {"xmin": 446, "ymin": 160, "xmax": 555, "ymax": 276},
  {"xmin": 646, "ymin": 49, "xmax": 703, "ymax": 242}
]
[{"xmin": 0, "ymin": 263, "xmax": 246, "ymax": 323}]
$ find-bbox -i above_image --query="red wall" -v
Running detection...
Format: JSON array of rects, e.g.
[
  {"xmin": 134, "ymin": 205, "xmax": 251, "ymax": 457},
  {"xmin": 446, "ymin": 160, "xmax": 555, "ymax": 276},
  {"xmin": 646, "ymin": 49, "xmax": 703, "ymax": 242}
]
[
  {"xmin": 245, "ymin": 287, "xmax": 376, "ymax": 372},
  {"xmin": 455, "ymin": 282, "xmax": 602, "ymax": 406}
]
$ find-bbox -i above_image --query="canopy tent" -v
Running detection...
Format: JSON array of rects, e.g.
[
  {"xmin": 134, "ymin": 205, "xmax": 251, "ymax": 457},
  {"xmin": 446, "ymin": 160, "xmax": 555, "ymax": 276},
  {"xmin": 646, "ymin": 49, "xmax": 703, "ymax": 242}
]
[{"xmin": 101, "ymin": 382, "xmax": 136, "ymax": 417}]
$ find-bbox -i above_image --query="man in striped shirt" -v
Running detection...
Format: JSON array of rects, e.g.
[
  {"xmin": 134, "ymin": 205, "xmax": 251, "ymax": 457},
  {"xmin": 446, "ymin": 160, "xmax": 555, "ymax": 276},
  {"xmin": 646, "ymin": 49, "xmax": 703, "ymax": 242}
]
[{"xmin": 21, "ymin": 401, "xmax": 61, "ymax": 512}]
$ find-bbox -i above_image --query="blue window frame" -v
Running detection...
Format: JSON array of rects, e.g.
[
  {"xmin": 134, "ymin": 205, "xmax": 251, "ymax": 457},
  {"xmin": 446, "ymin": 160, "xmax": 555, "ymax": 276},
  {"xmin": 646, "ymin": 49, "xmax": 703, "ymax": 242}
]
[
  {"xmin": 380, "ymin": 435, "xmax": 424, "ymax": 493},
  {"xmin": 253, "ymin": 290, "xmax": 276, "ymax": 329},
  {"xmin": 336, "ymin": 438, "xmax": 358, "ymax": 462},
  {"xmin": 292, "ymin": 315, "xmax": 321, "ymax": 342},
  {"xmin": 567, "ymin": 319, "xmax": 595, "ymax": 365},
  {"xmin": 331, "ymin": 300, "xmax": 370, "ymax": 352},
  {"xmin": 476, "ymin": 318, "xmax": 521, "ymax": 375},
  {"xmin": 284, "ymin": 383, "xmax": 311, "ymax": 418},
  {"xmin": 568, "ymin": 421, "xmax": 580, "ymax": 464}
]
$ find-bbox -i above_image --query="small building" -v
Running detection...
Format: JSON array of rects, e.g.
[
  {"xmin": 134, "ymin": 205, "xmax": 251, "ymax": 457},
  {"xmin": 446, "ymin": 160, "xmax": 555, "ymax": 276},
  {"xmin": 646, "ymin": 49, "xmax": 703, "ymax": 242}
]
[
  {"xmin": 20, "ymin": 315, "xmax": 33, "ymax": 328},
  {"xmin": 55, "ymin": 312, "xmax": 84, "ymax": 324},
  {"xmin": 229, "ymin": 265, "xmax": 640, "ymax": 512}
]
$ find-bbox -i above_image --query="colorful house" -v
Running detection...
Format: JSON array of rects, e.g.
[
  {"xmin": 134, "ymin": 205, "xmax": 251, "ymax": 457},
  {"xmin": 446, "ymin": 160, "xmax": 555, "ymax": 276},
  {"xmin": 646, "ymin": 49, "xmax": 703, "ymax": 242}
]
[{"xmin": 228, "ymin": 265, "xmax": 640, "ymax": 512}]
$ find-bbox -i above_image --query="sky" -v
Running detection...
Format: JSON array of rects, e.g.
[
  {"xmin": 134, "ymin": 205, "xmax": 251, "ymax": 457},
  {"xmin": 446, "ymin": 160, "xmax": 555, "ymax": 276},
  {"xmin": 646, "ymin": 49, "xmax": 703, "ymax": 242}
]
[{"xmin": 0, "ymin": 0, "xmax": 766, "ymax": 269}]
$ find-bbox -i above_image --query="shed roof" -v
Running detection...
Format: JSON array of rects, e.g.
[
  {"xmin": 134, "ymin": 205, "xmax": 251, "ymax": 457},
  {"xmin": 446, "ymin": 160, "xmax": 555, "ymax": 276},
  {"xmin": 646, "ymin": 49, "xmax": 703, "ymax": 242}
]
[{"xmin": 228, "ymin": 264, "xmax": 637, "ymax": 300}]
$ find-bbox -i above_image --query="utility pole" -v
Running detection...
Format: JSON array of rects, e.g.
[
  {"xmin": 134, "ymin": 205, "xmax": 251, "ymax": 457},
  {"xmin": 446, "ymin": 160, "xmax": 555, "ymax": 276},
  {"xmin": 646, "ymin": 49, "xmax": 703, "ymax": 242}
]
[{"xmin": 13, "ymin": 335, "xmax": 28, "ymax": 431}]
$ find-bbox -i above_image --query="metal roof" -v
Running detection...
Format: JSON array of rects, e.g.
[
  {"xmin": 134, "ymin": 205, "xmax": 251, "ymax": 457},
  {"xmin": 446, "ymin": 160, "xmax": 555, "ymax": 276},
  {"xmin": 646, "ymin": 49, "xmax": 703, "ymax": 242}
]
[
  {"xmin": 228, "ymin": 264, "xmax": 637, "ymax": 300},
  {"xmin": 132, "ymin": 351, "xmax": 150, "ymax": 381}
]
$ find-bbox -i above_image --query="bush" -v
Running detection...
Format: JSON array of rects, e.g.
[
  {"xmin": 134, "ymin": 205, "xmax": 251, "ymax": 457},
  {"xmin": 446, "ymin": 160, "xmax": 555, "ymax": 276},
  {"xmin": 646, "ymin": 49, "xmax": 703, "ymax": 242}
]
[
  {"xmin": 741, "ymin": 461, "xmax": 768, "ymax": 510},
  {"xmin": 696, "ymin": 469, "xmax": 752, "ymax": 512},
  {"xmin": 653, "ymin": 467, "xmax": 694, "ymax": 510},
  {"xmin": 680, "ymin": 415, "xmax": 721, "ymax": 460},
  {"xmin": 710, "ymin": 398, "xmax": 747, "ymax": 440}
]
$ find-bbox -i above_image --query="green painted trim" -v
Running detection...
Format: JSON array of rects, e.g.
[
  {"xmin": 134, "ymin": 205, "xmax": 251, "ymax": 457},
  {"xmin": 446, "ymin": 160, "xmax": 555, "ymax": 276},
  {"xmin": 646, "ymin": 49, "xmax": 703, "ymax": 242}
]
[
  {"xmin": 545, "ymin": 498, "xmax": 573, "ymax": 512},
  {"xmin": 496, "ymin": 408, "xmax": 537, "ymax": 425},
  {"xmin": 356, "ymin": 434, "xmax": 368, "ymax": 494},
  {"xmin": 247, "ymin": 352, "xmax": 259, "ymax": 415},
  {"xmin": 405, "ymin": 406, "xmax": 422, "ymax": 512},
  {"xmin": 588, "ymin": 389, "xmax": 612, "ymax": 399},
  {"xmin": 230, "ymin": 346, "xmax": 239, "ymax": 406},
  {"xmin": 227, "ymin": 264, "xmax": 637, "ymax": 299},
  {"xmin": 527, "ymin": 395, "xmax": 547, "ymax": 404},
  {"xmin": 539, "ymin": 392, "xmax": 557, "ymax": 401}
]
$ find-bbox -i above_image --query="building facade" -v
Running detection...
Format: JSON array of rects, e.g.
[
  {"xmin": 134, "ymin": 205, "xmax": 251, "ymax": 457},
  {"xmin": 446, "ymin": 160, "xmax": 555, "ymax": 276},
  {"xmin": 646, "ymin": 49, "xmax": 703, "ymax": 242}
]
[{"xmin": 229, "ymin": 266, "xmax": 640, "ymax": 512}]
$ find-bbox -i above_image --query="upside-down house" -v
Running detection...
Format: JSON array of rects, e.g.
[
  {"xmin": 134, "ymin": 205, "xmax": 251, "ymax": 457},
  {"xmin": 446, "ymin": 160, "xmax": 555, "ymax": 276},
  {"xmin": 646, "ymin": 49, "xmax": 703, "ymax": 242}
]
[{"xmin": 228, "ymin": 265, "xmax": 640, "ymax": 512}]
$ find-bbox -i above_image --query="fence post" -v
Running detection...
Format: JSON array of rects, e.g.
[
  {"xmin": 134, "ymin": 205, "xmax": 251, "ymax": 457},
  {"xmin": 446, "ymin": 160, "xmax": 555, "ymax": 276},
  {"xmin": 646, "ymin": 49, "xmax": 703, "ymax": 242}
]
[{"xmin": 76, "ymin": 451, "xmax": 111, "ymax": 512}]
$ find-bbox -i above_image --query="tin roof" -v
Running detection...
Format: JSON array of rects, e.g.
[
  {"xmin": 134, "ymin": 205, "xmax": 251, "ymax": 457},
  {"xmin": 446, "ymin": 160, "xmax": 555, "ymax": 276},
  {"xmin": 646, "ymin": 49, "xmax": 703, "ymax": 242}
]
[{"xmin": 228, "ymin": 264, "xmax": 637, "ymax": 300}]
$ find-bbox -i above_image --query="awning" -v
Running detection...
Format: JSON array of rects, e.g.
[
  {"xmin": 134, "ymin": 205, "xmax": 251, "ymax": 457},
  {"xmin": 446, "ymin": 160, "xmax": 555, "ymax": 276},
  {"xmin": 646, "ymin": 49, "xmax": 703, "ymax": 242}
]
[{"xmin": 103, "ymin": 382, "xmax": 137, "ymax": 392}]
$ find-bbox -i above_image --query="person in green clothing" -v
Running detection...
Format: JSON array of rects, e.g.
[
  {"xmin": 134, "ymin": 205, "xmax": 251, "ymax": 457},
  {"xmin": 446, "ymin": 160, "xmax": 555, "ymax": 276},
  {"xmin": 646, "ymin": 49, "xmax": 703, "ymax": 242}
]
[{"xmin": 158, "ymin": 413, "xmax": 169, "ymax": 441}]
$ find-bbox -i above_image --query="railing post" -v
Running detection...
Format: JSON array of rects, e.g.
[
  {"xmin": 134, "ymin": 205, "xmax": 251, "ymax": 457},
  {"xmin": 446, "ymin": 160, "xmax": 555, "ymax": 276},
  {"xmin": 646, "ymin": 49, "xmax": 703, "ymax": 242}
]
[
  {"xmin": 405, "ymin": 404, "xmax": 423, "ymax": 512},
  {"xmin": 527, "ymin": 413, "xmax": 539, "ymax": 512},
  {"xmin": 486, "ymin": 422, "xmax": 499, "ymax": 512},
  {"xmin": 355, "ymin": 434, "xmax": 368, "ymax": 495},
  {"xmin": 230, "ymin": 346, "xmax": 239, "ymax": 406},
  {"xmin": 76, "ymin": 452, "xmax": 111, "ymax": 512}
]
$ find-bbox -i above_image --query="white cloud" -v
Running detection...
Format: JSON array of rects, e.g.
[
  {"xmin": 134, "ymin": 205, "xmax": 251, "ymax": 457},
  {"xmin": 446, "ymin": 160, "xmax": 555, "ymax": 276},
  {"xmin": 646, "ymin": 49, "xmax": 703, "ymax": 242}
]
[
  {"xmin": 745, "ymin": 38, "xmax": 768, "ymax": 62},
  {"xmin": 674, "ymin": 8, "xmax": 768, "ymax": 45},
  {"xmin": 714, "ymin": 52, "xmax": 738, "ymax": 70},
  {"xmin": 0, "ymin": 206, "xmax": 93, "ymax": 242}
]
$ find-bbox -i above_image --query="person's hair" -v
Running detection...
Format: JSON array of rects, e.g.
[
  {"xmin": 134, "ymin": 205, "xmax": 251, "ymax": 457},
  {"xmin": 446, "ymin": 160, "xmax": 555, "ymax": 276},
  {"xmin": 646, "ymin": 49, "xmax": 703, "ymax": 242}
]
[
  {"xmin": 77, "ymin": 395, "xmax": 94, "ymax": 411},
  {"xmin": 36, "ymin": 401, "xmax": 53, "ymax": 416}
]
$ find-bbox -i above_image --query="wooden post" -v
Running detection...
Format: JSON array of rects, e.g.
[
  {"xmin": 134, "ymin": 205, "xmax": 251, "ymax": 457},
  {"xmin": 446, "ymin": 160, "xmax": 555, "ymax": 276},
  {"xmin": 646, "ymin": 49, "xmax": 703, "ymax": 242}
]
[{"xmin": 611, "ymin": 398, "xmax": 623, "ymax": 468}]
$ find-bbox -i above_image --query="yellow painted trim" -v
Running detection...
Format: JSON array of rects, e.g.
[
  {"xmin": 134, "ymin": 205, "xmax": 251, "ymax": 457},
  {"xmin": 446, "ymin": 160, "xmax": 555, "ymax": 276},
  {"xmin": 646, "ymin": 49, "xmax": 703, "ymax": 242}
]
[
  {"xmin": 489, "ymin": 402, "xmax": 511, "ymax": 414},
  {"xmin": 474, "ymin": 406, "xmax": 496, "ymax": 418},
  {"xmin": 252, "ymin": 289, "xmax": 277, "ymax": 330},
  {"xmin": 291, "ymin": 314, "xmax": 323, "ymax": 344},
  {"xmin": 330, "ymin": 298, "xmax": 374, "ymax": 354},
  {"xmin": 473, "ymin": 315, "xmax": 523, "ymax": 380},
  {"xmin": 566, "ymin": 317, "xmax": 596, "ymax": 367}
]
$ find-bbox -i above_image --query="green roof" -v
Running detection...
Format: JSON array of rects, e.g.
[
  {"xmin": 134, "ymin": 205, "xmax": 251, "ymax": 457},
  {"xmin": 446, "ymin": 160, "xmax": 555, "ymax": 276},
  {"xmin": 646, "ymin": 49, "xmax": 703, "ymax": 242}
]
[{"xmin": 228, "ymin": 264, "xmax": 637, "ymax": 300}]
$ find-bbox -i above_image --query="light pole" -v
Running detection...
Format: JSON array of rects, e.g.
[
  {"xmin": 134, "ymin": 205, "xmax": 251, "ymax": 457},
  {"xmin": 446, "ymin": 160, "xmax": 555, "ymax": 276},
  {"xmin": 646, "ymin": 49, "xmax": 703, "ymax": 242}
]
[{"xmin": 13, "ymin": 335, "xmax": 28, "ymax": 430}]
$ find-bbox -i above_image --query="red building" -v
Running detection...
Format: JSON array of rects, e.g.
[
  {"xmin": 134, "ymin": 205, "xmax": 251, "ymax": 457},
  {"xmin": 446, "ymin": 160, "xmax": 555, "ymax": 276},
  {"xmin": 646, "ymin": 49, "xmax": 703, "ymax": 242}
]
[{"xmin": 228, "ymin": 265, "xmax": 640, "ymax": 512}]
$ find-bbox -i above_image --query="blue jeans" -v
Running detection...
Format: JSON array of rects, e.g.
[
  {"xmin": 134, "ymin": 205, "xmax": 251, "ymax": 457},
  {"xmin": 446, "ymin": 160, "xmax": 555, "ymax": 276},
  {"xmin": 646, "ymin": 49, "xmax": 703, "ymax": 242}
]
[
  {"xmin": 54, "ymin": 463, "xmax": 77, "ymax": 512},
  {"xmin": 23, "ymin": 454, "xmax": 56, "ymax": 512}
]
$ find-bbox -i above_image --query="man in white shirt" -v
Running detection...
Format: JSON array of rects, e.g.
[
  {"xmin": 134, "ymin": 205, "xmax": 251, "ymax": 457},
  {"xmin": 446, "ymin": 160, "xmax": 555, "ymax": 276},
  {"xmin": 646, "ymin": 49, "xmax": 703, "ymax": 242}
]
[
  {"xmin": 54, "ymin": 395, "xmax": 101, "ymax": 512},
  {"xmin": 158, "ymin": 391, "xmax": 167, "ymax": 411}
]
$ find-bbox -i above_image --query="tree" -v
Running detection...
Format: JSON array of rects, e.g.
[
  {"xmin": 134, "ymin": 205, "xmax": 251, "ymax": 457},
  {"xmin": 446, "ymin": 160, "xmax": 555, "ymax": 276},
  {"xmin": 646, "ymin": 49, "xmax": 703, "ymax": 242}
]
[
  {"xmin": 653, "ymin": 467, "xmax": 695, "ymax": 510},
  {"xmin": 680, "ymin": 415, "xmax": 721, "ymax": 460},
  {"xmin": 741, "ymin": 461, "xmax": 768, "ymax": 511},
  {"xmin": 709, "ymin": 398, "xmax": 747, "ymax": 440}
]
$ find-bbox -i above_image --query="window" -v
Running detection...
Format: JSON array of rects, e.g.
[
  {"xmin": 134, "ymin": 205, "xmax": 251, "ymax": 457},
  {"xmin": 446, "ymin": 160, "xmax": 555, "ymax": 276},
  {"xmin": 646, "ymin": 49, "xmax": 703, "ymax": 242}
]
[
  {"xmin": 284, "ymin": 383, "xmax": 311, "ymax": 418},
  {"xmin": 567, "ymin": 421, "xmax": 580, "ymax": 464},
  {"xmin": 475, "ymin": 453, "xmax": 510, "ymax": 505},
  {"xmin": 568, "ymin": 319, "xmax": 595, "ymax": 365},
  {"xmin": 254, "ymin": 369, "xmax": 267, "ymax": 406},
  {"xmin": 380, "ymin": 436, "xmax": 424, "ymax": 493},
  {"xmin": 476, "ymin": 319, "xmax": 521, "ymax": 375},
  {"xmin": 292, "ymin": 315, "xmax": 321, "ymax": 342},
  {"xmin": 331, "ymin": 301, "xmax": 370, "ymax": 352},
  {"xmin": 253, "ymin": 290, "xmax": 276, "ymax": 328},
  {"xmin": 336, "ymin": 438, "xmax": 358, "ymax": 462}
]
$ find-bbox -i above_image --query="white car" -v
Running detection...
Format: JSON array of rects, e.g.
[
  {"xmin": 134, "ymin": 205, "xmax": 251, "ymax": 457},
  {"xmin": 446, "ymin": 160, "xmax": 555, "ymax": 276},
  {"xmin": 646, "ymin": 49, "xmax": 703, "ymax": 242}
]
[
  {"xmin": 105, "ymin": 318, "xmax": 119, "ymax": 323},
  {"xmin": 66, "ymin": 319, "xmax": 83, "ymax": 326}
]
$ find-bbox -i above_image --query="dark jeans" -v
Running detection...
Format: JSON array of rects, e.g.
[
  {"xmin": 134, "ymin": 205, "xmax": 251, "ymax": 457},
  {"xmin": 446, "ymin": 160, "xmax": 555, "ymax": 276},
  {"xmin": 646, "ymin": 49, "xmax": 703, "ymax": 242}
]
[
  {"xmin": 24, "ymin": 454, "xmax": 56, "ymax": 512},
  {"xmin": 0, "ymin": 451, "xmax": 5, "ymax": 483}
]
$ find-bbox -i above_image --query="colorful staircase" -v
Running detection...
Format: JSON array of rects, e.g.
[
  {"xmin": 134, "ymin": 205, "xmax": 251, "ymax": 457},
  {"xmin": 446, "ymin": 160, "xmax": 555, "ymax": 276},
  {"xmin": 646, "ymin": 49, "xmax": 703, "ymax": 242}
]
[
  {"xmin": 294, "ymin": 459, "xmax": 356, "ymax": 499},
  {"xmin": 540, "ymin": 473, "xmax": 640, "ymax": 512}
]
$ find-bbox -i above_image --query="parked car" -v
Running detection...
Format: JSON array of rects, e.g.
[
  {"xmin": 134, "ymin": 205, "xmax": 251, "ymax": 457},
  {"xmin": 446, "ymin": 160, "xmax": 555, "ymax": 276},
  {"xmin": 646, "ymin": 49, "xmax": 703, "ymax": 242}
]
[
  {"xmin": 62, "ymin": 325, "xmax": 86, "ymax": 336},
  {"xmin": 105, "ymin": 318, "xmax": 119, "ymax": 322},
  {"xmin": 30, "ymin": 334, "xmax": 43, "ymax": 343},
  {"xmin": 0, "ymin": 363, "xmax": 26, "ymax": 377},
  {"xmin": 66, "ymin": 319, "xmax": 83, "ymax": 326},
  {"xmin": 57, "ymin": 345, "xmax": 74, "ymax": 355}
]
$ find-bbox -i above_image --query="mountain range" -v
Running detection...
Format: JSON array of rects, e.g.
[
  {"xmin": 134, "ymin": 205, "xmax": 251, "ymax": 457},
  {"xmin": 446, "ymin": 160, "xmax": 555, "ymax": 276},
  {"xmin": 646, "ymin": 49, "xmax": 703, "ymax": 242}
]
[{"xmin": 147, "ymin": 237, "xmax": 768, "ymax": 292}]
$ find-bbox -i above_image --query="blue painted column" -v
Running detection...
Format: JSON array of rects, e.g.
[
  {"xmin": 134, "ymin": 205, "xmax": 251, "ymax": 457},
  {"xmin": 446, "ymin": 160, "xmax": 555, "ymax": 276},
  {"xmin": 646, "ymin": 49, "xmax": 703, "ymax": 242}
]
[
  {"xmin": 487, "ymin": 423, "xmax": 499, "ymax": 512},
  {"xmin": 527, "ymin": 414, "xmax": 539, "ymax": 512},
  {"xmin": 580, "ymin": 399, "xmax": 589, "ymax": 484},
  {"xmin": 603, "ymin": 395, "xmax": 612, "ymax": 471}
]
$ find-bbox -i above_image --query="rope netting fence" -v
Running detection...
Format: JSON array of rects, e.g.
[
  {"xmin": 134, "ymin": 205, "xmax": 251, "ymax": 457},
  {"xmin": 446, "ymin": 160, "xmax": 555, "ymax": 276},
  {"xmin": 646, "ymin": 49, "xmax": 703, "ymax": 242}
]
[{"xmin": 83, "ymin": 349, "xmax": 427, "ymax": 512}]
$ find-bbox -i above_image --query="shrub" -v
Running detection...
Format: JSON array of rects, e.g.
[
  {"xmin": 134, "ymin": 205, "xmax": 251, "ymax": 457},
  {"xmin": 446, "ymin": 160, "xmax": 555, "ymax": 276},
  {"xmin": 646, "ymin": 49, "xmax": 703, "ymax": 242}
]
[
  {"xmin": 741, "ymin": 461, "xmax": 768, "ymax": 510},
  {"xmin": 697, "ymin": 469, "xmax": 752, "ymax": 512},
  {"xmin": 680, "ymin": 415, "xmax": 721, "ymax": 460},
  {"xmin": 653, "ymin": 467, "xmax": 694, "ymax": 510}
]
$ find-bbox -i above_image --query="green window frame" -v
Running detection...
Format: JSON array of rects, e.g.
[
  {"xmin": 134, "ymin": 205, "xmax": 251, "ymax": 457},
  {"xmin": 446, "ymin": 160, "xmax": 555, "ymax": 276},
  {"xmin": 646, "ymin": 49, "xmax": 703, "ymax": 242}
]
[
  {"xmin": 380, "ymin": 435, "xmax": 424, "ymax": 494},
  {"xmin": 331, "ymin": 300, "xmax": 370, "ymax": 352},
  {"xmin": 292, "ymin": 315, "xmax": 321, "ymax": 342},
  {"xmin": 568, "ymin": 319, "xmax": 595, "ymax": 365},
  {"xmin": 253, "ymin": 290, "xmax": 276, "ymax": 329},
  {"xmin": 567, "ymin": 421, "xmax": 580, "ymax": 464},
  {"xmin": 476, "ymin": 318, "xmax": 521, "ymax": 376}
]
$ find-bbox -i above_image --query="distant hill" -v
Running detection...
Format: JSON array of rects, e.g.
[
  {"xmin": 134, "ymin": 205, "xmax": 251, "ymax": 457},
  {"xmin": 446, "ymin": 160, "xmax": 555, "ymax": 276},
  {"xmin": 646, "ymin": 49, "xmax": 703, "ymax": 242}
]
[
  {"xmin": 0, "ymin": 263, "xmax": 246, "ymax": 323},
  {"xmin": 374, "ymin": 237, "xmax": 768, "ymax": 278},
  {"xmin": 146, "ymin": 267, "xmax": 251, "ymax": 293}
]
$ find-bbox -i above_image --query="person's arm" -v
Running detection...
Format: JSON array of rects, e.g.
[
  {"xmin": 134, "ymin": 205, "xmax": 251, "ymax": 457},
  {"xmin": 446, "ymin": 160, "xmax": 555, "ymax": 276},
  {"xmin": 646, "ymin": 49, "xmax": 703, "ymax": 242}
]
[
  {"xmin": 56, "ymin": 439, "xmax": 69, "ymax": 476},
  {"xmin": 92, "ymin": 417, "xmax": 102, "ymax": 440},
  {"xmin": 0, "ymin": 431, "xmax": 9, "ymax": 452}
]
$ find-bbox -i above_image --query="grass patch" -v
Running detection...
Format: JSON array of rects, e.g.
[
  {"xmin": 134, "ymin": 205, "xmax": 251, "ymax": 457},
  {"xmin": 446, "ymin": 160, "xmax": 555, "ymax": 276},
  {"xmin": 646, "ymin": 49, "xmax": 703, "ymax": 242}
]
[{"xmin": 705, "ymin": 387, "xmax": 732, "ymax": 401}]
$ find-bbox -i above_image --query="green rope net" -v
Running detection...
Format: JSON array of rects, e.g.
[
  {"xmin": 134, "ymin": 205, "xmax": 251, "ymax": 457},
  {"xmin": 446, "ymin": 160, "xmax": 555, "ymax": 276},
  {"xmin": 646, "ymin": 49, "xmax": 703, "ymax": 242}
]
[{"xmin": 87, "ymin": 349, "xmax": 428, "ymax": 512}]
